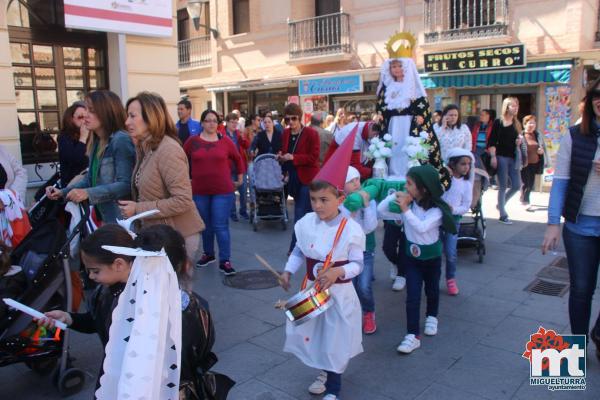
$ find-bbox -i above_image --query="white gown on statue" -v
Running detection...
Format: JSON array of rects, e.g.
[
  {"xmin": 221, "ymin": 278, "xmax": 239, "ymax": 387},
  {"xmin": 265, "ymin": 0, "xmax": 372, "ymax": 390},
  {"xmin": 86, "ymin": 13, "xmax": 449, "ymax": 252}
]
[
  {"xmin": 283, "ymin": 212, "xmax": 365, "ymax": 374},
  {"xmin": 388, "ymin": 115, "xmax": 413, "ymax": 180}
]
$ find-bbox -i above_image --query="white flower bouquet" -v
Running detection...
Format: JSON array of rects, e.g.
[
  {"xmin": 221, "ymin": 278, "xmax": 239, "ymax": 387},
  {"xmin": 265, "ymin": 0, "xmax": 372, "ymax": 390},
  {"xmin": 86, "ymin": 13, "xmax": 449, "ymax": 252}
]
[
  {"xmin": 403, "ymin": 131, "xmax": 432, "ymax": 168},
  {"xmin": 365, "ymin": 133, "xmax": 393, "ymax": 161}
]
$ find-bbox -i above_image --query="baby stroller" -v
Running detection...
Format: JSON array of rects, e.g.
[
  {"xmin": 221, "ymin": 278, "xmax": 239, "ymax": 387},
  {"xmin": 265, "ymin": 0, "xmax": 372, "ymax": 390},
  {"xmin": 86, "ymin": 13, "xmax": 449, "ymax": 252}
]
[
  {"xmin": 248, "ymin": 153, "xmax": 288, "ymax": 231},
  {"xmin": 457, "ymin": 168, "xmax": 488, "ymax": 263},
  {"xmin": 0, "ymin": 201, "xmax": 92, "ymax": 396}
]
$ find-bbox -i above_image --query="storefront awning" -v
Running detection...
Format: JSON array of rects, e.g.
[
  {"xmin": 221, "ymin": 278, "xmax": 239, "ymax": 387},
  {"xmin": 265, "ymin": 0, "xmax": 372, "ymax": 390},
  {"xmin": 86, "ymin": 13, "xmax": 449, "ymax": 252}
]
[{"xmin": 420, "ymin": 61, "xmax": 573, "ymax": 89}]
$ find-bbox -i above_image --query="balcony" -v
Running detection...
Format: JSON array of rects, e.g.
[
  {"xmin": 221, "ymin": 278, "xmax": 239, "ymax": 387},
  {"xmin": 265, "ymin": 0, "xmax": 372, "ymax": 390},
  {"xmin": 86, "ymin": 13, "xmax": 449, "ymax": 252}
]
[
  {"xmin": 288, "ymin": 12, "xmax": 351, "ymax": 63},
  {"xmin": 424, "ymin": 0, "xmax": 509, "ymax": 43},
  {"xmin": 178, "ymin": 36, "xmax": 211, "ymax": 69}
]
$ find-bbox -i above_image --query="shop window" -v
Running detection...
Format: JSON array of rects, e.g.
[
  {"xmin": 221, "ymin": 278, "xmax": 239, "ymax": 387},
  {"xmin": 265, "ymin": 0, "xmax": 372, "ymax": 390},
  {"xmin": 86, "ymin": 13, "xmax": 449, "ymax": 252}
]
[
  {"xmin": 232, "ymin": 0, "xmax": 250, "ymax": 34},
  {"xmin": 254, "ymin": 90, "xmax": 288, "ymax": 116},
  {"xmin": 11, "ymin": 41, "xmax": 107, "ymax": 164}
]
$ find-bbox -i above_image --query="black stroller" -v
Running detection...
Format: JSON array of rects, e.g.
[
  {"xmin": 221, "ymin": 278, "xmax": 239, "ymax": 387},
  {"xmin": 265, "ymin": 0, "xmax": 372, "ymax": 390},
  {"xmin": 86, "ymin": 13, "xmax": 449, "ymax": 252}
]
[
  {"xmin": 457, "ymin": 169, "xmax": 487, "ymax": 263},
  {"xmin": 248, "ymin": 154, "xmax": 288, "ymax": 231},
  {"xmin": 0, "ymin": 189, "xmax": 93, "ymax": 396}
]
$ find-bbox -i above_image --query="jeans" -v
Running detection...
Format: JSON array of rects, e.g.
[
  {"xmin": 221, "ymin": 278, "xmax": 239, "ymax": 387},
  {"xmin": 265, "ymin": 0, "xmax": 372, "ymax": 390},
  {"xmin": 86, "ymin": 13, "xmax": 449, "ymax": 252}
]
[
  {"xmin": 230, "ymin": 173, "xmax": 247, "ymax": 216},
  {"xmin": 288, "ymin": 184, "xmax": 312, "ymax": 252},
  {"xmin": 405, "ymin": 256, "xmax": 441, "ymax": 335},
  {"xmin": 563, "ymin": 225, "xmax": 600, "ymax": 337},
  {"xmin": 442, "ymin": 221, "xmax": 460, "ymax": 280},
  {"xmin": 520, "ymin": 163, "xmax": 539, "ymax": 204},
  {"xmin": 353, "ymin": 251, "xmax": 375, "ymax": 312},
  {"xmin": 193, "ymin": 193, "xmax": 234, "ymax": 262},
  {"xmin": 382, "ymin": 222, "xmax": 407, "ymax": 278},
  {"xmin": 325, "ymin": 371, "xmax": 341, "ymax": 396},
  {"xmin": 496, "ymin": 156, "xmax": 521, "ymax": 218}
]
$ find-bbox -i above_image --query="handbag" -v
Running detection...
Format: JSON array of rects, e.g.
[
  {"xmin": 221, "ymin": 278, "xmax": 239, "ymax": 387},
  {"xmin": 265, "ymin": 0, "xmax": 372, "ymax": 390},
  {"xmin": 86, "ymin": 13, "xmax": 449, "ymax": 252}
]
[{"xmin": 480, "ymin": 152, "xmax": 497, "ymax": 177}]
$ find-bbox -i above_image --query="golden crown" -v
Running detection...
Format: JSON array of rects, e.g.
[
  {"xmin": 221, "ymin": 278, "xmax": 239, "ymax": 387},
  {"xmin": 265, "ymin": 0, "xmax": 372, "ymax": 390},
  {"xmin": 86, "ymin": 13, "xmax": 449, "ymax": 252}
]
[{"xmin": 385, "ymin": 32, "xmax": 416, "ymax": 58}]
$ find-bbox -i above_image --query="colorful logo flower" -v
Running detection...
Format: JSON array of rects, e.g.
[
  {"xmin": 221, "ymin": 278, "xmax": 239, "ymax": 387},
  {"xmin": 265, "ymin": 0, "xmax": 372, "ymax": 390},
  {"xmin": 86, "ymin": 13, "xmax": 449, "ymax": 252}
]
[{"xmin": 522, "ymin": 327, "xmax": 570, "ymax": 371}]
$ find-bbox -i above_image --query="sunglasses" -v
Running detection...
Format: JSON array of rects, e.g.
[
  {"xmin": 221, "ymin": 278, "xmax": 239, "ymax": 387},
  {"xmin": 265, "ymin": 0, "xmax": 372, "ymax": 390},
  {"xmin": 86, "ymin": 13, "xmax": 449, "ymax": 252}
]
[
  {"xmin": 284, "ymin": 115, "xmax": 299, "ymax": 123},
  {"xmin": 203, "ymin": 119, "xmax": 219, "ymax": 123},
  {"xmin": 591, "ymin": 89, "xmax": 600, "ymax": 100},
  {"xmin": 74, "ymin": 115, "xmax": 85, "ymax": 120}
]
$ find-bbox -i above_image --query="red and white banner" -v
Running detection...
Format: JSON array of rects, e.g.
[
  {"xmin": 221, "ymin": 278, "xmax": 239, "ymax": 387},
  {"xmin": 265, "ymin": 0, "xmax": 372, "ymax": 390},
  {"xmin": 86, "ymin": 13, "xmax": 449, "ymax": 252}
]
[{"xmin": 64, "ymin": 0, "xmax": 172, "ymax": 38}]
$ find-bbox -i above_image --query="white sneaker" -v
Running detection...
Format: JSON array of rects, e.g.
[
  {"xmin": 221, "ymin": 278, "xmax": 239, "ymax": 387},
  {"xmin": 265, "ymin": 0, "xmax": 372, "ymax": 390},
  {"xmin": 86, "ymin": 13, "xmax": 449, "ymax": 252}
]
[
  {"xmin": 323, "ymin": 395, "xmax": 338, "ymax": 400},
  {"xmin": 308, "ymin": 371, "xmax": 327, "ymax": 395},
  {"xmin": 389, "ymin": 263, "xmax": 397, "ymax": 280},
  {"xmin": 424, "ymin": 316, "xmax": 438, "ymax": 336},
  {"xmin": 392, "ymin": 276, "xmax": 406, "ymax": 291},
  {"xmin": 397, "ymin": 334, "xmax": 421, "ymax": 354}
]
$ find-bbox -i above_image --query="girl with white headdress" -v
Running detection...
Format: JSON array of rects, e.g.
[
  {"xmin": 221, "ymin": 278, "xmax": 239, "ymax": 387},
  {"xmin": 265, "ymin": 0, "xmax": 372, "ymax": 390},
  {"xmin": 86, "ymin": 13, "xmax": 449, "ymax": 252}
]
[
  {"xmin": 376, "ymin": 57, "xmax": 449, "ymax": 188},
  {"xmin": 36, "ymin": 224, "xmax": 137, "ymax": 387}
]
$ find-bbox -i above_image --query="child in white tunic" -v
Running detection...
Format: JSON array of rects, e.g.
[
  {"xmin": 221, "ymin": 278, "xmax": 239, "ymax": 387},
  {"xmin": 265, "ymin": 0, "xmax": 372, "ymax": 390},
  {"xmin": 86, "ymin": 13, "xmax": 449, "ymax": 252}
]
[{"xmin": 280, "ymin": 129, "xmax": 365, "ymax": 400}]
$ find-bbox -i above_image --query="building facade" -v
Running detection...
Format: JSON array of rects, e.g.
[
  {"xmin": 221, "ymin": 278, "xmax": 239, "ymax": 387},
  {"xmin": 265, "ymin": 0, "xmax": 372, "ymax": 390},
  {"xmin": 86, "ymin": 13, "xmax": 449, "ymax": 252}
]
[
  {"xmin": 1, "ymin": 0, "xmax": 180, "ymax": 199},
  {"xmin": 178, "ymin": 0, "xmax": 600, "ymax": 166}
]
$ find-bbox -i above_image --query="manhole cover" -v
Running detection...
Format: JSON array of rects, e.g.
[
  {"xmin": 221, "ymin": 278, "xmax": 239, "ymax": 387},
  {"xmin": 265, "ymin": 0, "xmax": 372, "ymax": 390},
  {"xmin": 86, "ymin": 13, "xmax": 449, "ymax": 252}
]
[
  {"xmin": 524, "ymin": 279, "xmax": 569, "ymax": 297},
  {"xmin": 549, "ymin": 256, "xmax": 568, "ymax": 269},
  {"xmin": 537, "ymin": 256, "xmax": 570, "ymax": 282},
  {"xmin": 223, "ymin": 270, "xmax": 280, "ymax": 290}
]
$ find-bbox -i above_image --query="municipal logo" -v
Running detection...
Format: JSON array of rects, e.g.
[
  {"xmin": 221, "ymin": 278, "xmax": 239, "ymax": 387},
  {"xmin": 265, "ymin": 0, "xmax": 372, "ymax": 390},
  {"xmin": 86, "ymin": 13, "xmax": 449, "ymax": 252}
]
[{"xmin": 522, "ymin": 327, "xmax": 586, "ymax": 391}]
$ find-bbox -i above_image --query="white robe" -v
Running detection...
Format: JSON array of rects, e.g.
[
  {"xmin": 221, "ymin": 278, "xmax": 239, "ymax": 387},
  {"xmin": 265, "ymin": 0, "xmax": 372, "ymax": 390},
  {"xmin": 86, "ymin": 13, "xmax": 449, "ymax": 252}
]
[
  {"xmin": 387, "ymin": 115, "xmax": 413, "ymax": 180},
  {"xmin": 283, "ymin": 212, "xmax": 365, "ymax": 373}
]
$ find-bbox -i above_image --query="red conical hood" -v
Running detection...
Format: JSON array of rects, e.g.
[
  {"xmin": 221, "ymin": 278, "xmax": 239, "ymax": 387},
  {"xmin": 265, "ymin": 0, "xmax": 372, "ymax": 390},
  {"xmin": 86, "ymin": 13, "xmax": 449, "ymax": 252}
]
[{"xmin": 313, "ymin": 125, "xmax": 358, "ymax": 191}]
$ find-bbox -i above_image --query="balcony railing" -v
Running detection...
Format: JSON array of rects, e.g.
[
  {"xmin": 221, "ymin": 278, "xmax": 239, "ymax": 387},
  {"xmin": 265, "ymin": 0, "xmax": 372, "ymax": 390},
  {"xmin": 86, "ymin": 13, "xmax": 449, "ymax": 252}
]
[
  {"xmin": 288, "ymin": 12, "xmax": 350, "ymax": 60},
  {"xmin": 424, "ymin": 0, "xmax": 509, "ymax": 43},
  {"xmin": 178, "ymin": 36, "xmax": 211, "ymax": 69}
]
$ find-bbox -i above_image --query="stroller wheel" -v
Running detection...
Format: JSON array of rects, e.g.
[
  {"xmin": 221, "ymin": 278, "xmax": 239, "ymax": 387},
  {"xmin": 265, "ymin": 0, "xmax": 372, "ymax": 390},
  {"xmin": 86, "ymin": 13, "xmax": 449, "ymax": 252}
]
[
  {"xmin": 25, "ymin": 358, "xmax": 58, "ymax": 376},
  {"xmin": 477, "ymin": 246, "xmax": 484, "ymax": 263},
  {"xmin": 281, "ymin": 220, "xmax": 287, "ymax": 231},
  {"xmin": 253, "ymin": 220, "xmax": 258, "ymax": 232},
  {"xmin": 57, "ymin": 368, "xmax": 86, "ymax": 396}
]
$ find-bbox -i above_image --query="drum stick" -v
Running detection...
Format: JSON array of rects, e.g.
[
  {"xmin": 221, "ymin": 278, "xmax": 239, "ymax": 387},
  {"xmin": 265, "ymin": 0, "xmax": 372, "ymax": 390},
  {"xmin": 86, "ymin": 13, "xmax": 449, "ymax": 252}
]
[{"xmin": 255, "ymin": 254, "xmax": 283, "ymax": 280}]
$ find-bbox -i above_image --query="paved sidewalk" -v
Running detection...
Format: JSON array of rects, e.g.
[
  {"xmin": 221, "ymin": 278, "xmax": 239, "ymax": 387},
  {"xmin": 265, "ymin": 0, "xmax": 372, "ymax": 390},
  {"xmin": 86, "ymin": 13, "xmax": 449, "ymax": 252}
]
[{"xmin": 3, "ymin": 189, "xmax": 599, "ymax": 399}]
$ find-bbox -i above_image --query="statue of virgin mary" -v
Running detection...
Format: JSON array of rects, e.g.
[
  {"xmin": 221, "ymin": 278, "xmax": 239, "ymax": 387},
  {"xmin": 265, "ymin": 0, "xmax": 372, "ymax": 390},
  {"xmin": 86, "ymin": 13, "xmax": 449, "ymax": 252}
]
[{"xmin": 376, "ymin": 33, "xmax": 450, "ymax": 189}]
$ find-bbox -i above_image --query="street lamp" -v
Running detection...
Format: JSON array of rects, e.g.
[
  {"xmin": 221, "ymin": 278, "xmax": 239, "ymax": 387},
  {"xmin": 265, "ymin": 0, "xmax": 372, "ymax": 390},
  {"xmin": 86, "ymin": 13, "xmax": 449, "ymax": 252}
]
[{"xmin": 186, "ymin": 0, "xmax": 219, "ymax": 38}]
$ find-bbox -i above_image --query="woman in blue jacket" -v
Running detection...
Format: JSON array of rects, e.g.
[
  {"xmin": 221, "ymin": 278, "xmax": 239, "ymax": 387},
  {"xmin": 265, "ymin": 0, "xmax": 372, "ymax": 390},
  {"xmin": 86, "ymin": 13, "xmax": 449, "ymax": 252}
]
[
  {"xmin": 46, "ymin": 90, "xmax": 135, "ymax": 223},
  {"xmin": 543, "ymin": 77, "xmax": 600, "ymax": 357}
]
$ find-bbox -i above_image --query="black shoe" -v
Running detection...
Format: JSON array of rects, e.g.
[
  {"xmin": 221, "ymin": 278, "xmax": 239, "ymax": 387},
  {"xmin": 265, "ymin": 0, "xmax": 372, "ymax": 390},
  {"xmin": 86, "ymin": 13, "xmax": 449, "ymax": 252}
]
[
  {"xmin": 196, "ymin": 254, "xmax": 216, "ymax": 268},
  {"xmin": 230, "ymin": 214, "xmax": 239, "ymax": 222},
  {"xmin": 219, "ymin": 261, "xmax": 237, "ymax": 276},
  {"xmin": 499, "ymin": 216, "xmax": 513, "ymax": 225},
  {"xmin": 239, "ymin": 212, "xmax": 249, "ymax": 220}
]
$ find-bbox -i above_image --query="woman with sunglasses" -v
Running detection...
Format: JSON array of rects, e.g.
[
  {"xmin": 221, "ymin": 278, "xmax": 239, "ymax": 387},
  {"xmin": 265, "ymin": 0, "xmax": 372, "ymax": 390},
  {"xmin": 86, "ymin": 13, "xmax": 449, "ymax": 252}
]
[
  {"xmin": 46, "ymin": 90, "xmax": 136, "ymax": 223},
  {"xmin": 278, "ymin": 103, "xmax": 320, "ymax": 253},
  {"xmin": 58, "ymin": 101, "xmax": 90, "ymax": 188},
  {"xmin": 184, "ymin": 110, "xmax": 245, "ymax": 276},
  {"xmin": 543, "ymin": 77, "xmax": 600, "ymax": 357}
]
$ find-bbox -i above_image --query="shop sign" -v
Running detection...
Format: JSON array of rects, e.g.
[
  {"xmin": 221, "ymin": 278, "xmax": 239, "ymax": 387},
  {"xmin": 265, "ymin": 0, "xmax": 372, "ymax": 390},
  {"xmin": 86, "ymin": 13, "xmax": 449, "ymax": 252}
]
[
  {"xmin": 64, "ymin": 0, "xmax": 172, "ymax": 37},
  {"xmin": 299, "ymin": 75, "xmax": 363, "ymax": 96},
  {"xmin": 424, "ymin": 44, "xmax": 526, "ymax": 73}
]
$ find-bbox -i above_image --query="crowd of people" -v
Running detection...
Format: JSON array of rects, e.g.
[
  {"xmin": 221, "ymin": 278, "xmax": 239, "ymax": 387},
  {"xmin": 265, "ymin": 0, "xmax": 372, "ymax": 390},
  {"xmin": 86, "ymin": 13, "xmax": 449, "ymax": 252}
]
[{"xmin": 0, "ymin": 53, "xmax": 597, "ymax": 399}]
